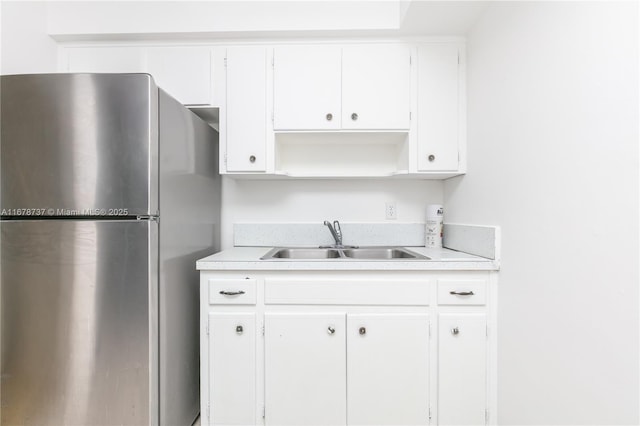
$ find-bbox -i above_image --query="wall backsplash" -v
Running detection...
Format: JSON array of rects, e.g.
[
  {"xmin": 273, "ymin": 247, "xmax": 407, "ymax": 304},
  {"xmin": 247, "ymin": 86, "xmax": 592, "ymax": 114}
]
[{"xmin": 220, "ymin": 178, "xmax": 443, "ymax": 249}]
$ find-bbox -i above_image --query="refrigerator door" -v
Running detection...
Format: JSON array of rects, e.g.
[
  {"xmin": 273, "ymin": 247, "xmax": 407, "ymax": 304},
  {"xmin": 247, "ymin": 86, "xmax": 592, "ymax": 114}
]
[
  {"xmin": 1, "ymin": 219, "xmax": 158, "ymax": 426},
  {"xmin": 0, "ymin": 74, "xmax": 158, "ymax": 216}
]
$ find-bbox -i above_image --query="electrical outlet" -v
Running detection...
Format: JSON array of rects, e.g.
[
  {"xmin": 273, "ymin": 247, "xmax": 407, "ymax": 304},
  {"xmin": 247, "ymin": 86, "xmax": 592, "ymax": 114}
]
[{"xmin": 385, "ymin": 202, "xmax": 397, "ymax": 220}]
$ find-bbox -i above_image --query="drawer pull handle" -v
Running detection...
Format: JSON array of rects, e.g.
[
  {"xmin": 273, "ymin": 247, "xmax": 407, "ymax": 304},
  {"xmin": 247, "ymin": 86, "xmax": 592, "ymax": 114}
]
[
  {"xmin": 359, "ymin": 327, "xmax": 366, "ymax": 335},
  {"xmin": 219, "ymin": 290, "xmax": 246, "ymax": 296},
  {"xmin": 236, "ymin": 325, "xmax": 243, "ymax": 334},
  {"xmin": 327, "ymin": 326, "xmax": 336, "ymax": 335},
  {"xmin": 449, "ymin": 290, "xmax": 474, "ymax": 296},
  {"xmin": 451, "ymin": 327, "xmax": 460, "ymax": 335}
]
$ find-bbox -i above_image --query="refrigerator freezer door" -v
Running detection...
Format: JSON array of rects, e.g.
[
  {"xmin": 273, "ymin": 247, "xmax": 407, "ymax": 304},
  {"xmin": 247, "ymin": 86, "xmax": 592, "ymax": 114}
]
[
  {"xmin": 1, "ymin": 219, "xmax": 158, "ymax": 426},
  {"xmin": 0, "ymin": 74, "xmax": 158, "ymax": 216}
]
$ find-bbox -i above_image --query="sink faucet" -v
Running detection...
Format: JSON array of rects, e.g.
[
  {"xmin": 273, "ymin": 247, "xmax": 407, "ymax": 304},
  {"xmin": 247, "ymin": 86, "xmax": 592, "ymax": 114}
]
[{"xmin": 323, "ymin": 220, "xmax": 343, "ymax": 246}]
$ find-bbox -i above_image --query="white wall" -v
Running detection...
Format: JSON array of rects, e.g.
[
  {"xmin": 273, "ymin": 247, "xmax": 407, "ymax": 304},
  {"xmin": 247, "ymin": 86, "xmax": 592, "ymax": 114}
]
[
  {"xmin": 221, "ymin": 178, "xmax": 442, "ymax": 248},
  {"xmin": 444, "ymin": 2, "xmax": 639, "ymax": 424},
  {"xmin": 0, "ymin": 1, "xmax": 57, "ymax": 74}
]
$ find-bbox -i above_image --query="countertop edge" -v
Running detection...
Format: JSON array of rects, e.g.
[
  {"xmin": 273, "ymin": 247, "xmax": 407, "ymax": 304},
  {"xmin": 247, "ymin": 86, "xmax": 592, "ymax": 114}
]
[
  {"xmin": 196, "ymin": 260, "xmax": 499, "ymax": 271},
  {"xmin": 196, "ymin": 246, "xmax": 500, "ymax": 271}
]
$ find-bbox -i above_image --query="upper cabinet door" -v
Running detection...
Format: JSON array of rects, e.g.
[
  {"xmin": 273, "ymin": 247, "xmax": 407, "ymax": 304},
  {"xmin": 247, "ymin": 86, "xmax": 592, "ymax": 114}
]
[
  {"xmin": 66, "ymin": 47, "xmax": 146, "ymax": 73},
  {"xmin": 273, "ymin": 46, "xmax": 342, "ymax": 130},
  {"xmin": 65, "ymin": 46, "xmax": 213, "ymax": 106},
  {"xmin": 417, "ymin": 44, "xmax": 460, "ymax": 171},
  {"xmin": 225, "ymin": 46, "xmax": 268, "ymax": 172},
  {"xmin": 147, "ymin": 47, "xmax": 212, "ymax": 105},
  {"xmin": 341, "ymin": 45, "xmax": 411, "ymax": 130}
]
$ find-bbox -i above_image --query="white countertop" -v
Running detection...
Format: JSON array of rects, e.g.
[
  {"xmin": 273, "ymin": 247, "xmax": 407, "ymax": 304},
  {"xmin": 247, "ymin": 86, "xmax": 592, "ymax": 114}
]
[{"xmin": 196, "ymin": 246, "xmax": 499, "ymax": 271}]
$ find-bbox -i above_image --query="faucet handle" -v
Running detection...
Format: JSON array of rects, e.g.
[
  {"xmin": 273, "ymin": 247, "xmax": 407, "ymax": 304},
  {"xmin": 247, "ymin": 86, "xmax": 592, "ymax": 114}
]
[
  {"xmin": 333, "ymin": 221, "xmax": 343, "ymax": 245},
  {"xmin": 333, "ymin": 220, "xmax": 342, "ymax": 238},
  {"xmin": 323, "ymin": 220, "xmax": 343, "ymax": 246}
]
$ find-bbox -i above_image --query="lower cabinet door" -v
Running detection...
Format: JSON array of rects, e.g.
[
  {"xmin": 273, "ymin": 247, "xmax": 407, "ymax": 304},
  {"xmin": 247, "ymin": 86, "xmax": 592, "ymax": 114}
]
[
  {"xmin": 438, "ymin": 313, "xmax": 487, "ymax": 425},
  {"xmin": 264, "ymin": 313, "xmax": 347, "ymax": 426},
  {"xmin": 209, "ymin": 313, "xmax": 256, "ymax": 425},
  {"xmin": 347, "ymin": 314, "xmax": 430, "ymax": 426}
]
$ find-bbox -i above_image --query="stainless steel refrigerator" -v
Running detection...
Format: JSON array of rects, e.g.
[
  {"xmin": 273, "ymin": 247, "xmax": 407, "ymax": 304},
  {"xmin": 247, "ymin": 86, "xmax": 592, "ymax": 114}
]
[{"xmin": 0, "ymin": 73, "xmax": 221, "ymax": 425}]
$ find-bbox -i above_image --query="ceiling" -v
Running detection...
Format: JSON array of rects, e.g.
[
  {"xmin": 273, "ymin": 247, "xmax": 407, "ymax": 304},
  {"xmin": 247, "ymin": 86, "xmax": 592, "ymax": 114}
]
[
  {"xmin": 47, "ymin": 1, "xmax": 492, "ymax": 41},
  {"xmin": 398, "ymin": 1, "xmax": 491, "ymax": 35}
]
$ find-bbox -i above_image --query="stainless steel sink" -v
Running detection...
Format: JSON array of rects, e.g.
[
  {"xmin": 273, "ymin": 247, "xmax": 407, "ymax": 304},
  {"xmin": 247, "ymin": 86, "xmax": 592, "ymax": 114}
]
[
  {"xmin": 262, "ymin": 248, "xmax": 343, "ymax": 259},
  {"xmin": 260, "ymin": 247, "xmax": 430, "ymax": 260},
  {"xmin": 341, "ymin": 248, "xmax": 427, "ymax": 259}
]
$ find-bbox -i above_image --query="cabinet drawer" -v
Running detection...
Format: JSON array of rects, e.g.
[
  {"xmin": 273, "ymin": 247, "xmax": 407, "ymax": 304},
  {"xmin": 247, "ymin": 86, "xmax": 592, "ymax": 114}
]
[
  {"xmin": 208, "ymin": 278, "xmax": 257, "ymax": 305},
  {"xmin": 264, "ymin": 279, "xmax": 430, "ymax": 306},
  {"xmin": 437, "ymin": 279, "xmax": 486, "ymax": 305}
]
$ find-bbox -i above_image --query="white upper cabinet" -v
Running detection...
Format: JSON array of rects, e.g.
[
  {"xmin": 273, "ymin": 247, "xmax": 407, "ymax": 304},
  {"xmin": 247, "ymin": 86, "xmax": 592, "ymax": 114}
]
[
  {"xmin": 341, "ymin": 45, "xmax": 411, "ymax": 130},
  {"xmin": 62, "ymin": 41, "xmax": 465, "ymax": 178},
  {"xmin": 65, "ymin": 46, "xmax": 213, "ymax": 106},
  {"xmin": 273, "ymin": 44, "xmax": 411, "ymax": 131},
  {"xmin": 66, "ymin": 47, "xmax": 146, "ymax": 73},
  {"xmin": 417, "ymin": 44, "xmax": 461, "ymax": 172},
  {"xmin": 273, "ymin": 46, "xmax": 342, "ymax": 130},
  {"xmin": 224, "ymin": 46, "xmax": 268, "ymax": 173},
  {"xmin": 147, "ymin": 47, "xmax": 212, "ymax": 105}
]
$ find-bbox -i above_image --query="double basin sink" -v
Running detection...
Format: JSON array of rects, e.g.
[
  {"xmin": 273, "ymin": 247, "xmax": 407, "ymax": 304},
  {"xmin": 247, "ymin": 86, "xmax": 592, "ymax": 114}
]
[{"xmin": 261, "ymin": 247, "xmax": 430, "ymax": 261}]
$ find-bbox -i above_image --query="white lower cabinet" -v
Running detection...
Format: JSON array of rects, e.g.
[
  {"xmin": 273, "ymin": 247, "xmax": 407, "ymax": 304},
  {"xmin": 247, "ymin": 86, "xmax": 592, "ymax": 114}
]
[
  {"xmin": 347, "ymin": 314, "xmax": 430, "ymax": 426},
  {"xmin": 200, "ymin": 272, "xmax": 494, "ymax": 426},
  {"xmin": 264, "ymin": 313, "xmax": 347, "ymax": 425},
  {"xmin": 208, "ymin": 313, "xmax": 256, "ymax": 425},
  {"xmin": 438, "ymin": 314, "xmax": 487, "ymax": 425},
  {"xmin": 263, "ymin": 313, "xmax": 430, "ymax": 426}
]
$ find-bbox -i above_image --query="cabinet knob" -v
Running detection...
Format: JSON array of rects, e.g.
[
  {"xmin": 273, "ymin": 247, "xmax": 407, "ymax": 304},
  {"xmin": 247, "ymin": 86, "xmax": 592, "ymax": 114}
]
[
  {"xmin": 327, "ymin": 326, "xmax": 336, "ymax": 335},
  {"xmin": 236, "ymin": 325, "xmax": 244, "ymax": 335},
  {"xmin": 451, "ymin": 327, "xmax": 460, "ymax": 335},
  {"xmin": 359, "ymin": 327, "xmax": 366, "ymax": 335},
  {"xmin": 428, "ymin": 154, "xmax": 435, "ymax": 162},
  {"xmin": 326, "ymin": 113, "xmax": 333, "ymax": 121},
  {"xmin": 249, "ymin": 155, "xmax": 256, "ymax": 163},
  {"xmin": 351, "ymin": 113, "xmax": 358, "ymax": 121}
]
